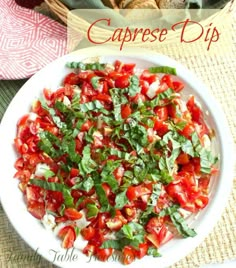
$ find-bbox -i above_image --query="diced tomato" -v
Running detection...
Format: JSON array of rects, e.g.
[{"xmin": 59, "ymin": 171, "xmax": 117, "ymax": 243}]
[
  {"xmin": 123, "ymin": 246, "xmax": 135, "ymax": 265},
  {"xmin": 154, "ymin": 106, "xmax": 168, "ymax": 121},
  {"xmin": 81, "ymin": 120, "xmax": 94, "ymax": 132},
  {"xmin": 126, "ymin": 184, "xmax": 152, "ymax": 202},
  {"xmin": 64, "ymin": 208, "xmax": 83, "ymax": 221},
  {"xmin": 126, "ymin": 186, "xmax": 140, "ymax": 201},
  {"xmin": 134, "ymin": 243, "xmax": 148, "ymax": 259},
  {"xmin": 82, "ymin": 82, "xmax": 97, "ymax": 97},
  {"xmin": 14, "ymin": 157, "xmax": 24, "ymax": 171},
  {"xmin": 96, "ymin": 248, "xmax": 113, "ymax": 262},
  {"xmin": 114, "ymin": 60, "xmax": 123, "ymax": 72},
  {"xmin": 122, "ymin": 63, "xmax": 136, "ymax": 74},
  {"xmin": 121, "ymin": 104, "xmax": 132, "ymax": 119},
  {"xmin": 98, "ymin": 213, "xmax": 109, "ymax": 229},
  {"xmin": 91, "ymin": 94, "xmax": 112, "ymax": 103},
  {"xmin": 146, "ymin": 232, "xmax": 159, "ymax": 248},
  {"xmin": 129, "ymin": 93, "xmax": 146, "ymax": 103},
  {"xmin": 176, "ymin": 152, "xmax": 190, "ymax": 165},
  {"xmin": 113, "ymin": 165, "xmax": 124, "ymax": 185},
  {"xmin": 180, "ymin": 123, "xmax": 195, "ymax": 138},
  {"xmin": 153, "ymin": 120, "xmax": 169, "ymax": 136},
  {"xmin": 64, "ymin": 73, "xmax": 80, "ymax": 85},
  {"xmin": 106, "ymin": 217, "xmax": 123, "ymax": 231},
  {"xmin": 58, "ymin": 226, "xmax": 76, "ymax": 249},
  {"xmin": 102, "ymin": 183, "xmax": 111, "ymax": 197},
  {"xmin": 122, "ymin": 206, "xmax": 136, "ymax": 221},
  {"xmin": 70, "ymin": 168, "xmax": 80, "ymax": 178},
  {"xmin": 146, "ymin": 217, "xmax": 163, "ymax": 233},
  {"xmin": 83, "ymin": 244, "xmax": 96, "ymax": 256},
  {"xmin": 198, "ymin": 176, "xmax": 210, "ymax": 191},
  {"xmin": 17, "ymin": 114, "xmax": 29, "ymax": 127},
  {"xmin": 115, "ymin": 75, "xmax": 130, "ymax": 88},
  {"xmin": 195, "ymin": 195, "xmax": 209, "ymax": 209},
  {"xmin": 173, "ymin": 80, "xmax": 184, "ymax": 92},
  {"xmin": 161, "ymin": 75, "xmax": 173, "ymax": 89},
  {"xmin": 167, "ymin": 104, "xmax": 177, "ymax": 118},
  {"xmin": 81, "ymin": 226, "xmax": 96, "ymax": 240},
  {"xmin": 27, "ymin": 200, "xmax": 45, "ymax": 220},
  {"xmin": 158, "ymin": 225, "xmax": 174, "ymax": 246},
  {"xmin": 140, "ymin": 70, "xmax": 157, "ymax": 84},
  {"xmin": 140, "ymin": 79, "xmax": 149, "ymax": 95}
]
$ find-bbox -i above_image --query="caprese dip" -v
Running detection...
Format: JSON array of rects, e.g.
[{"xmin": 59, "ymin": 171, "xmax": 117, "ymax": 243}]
[{"xmin": 14, "ymin": 59, "xmax": 218, "ymax": 265}]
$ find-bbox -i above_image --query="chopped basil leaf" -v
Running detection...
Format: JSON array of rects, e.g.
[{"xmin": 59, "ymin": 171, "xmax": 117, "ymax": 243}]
[
  {"xmin": 61, "ymin": 139, "xmax": 81, "ymax": 164},
  {"xmin": 94, "ymin": 182, "xmax": 111, "ymax": 212},
  {"xmin": 199, "ymin": 148, "xmax": 218, "ymax": 174},
  {"xmin": 72, "ymin": 176, "xmax": 94, "ymax": 192},
  {"xmin": 66, "ymin": 61, "xmax": 106, "ymax": 70},
  {"xmin": 59, "ymin": 204, "xmax": 66, "ymax": 216},
  {"xmin": 148, "ymin": 66, "xmax": 177, "ymax": 75},
  {"xmin": 118, "ymin": 222, "xmax": 145, "ymax": 242},
  {"xmin": 181, "ymin": 139, "xmax": 195, "ymax": 157},
  {"xmin": 170, "ymin": 211, "xmax": 197, "ymax": 238},
  {"xmin": 86, "ymin": 203, "xmax": 99, "ymax": 218},
  {"xmin": 147, "ymin": 247, "xmax": 162, "ymax": 257},
  {"xmin": 124, "ymin": 75, "xmax": 140, "ymax": 97},
  {"xmin": 115, "ymin": 190, "xmax": 128, "ymax": 209},
  {"xmin": 80, "ymin": 100, "xmax": 109, "ymax": 115},
  {"xmin": 91, "ymin": 76, "xmax": 100, "ymax": 89},
  {"xmin": 78, "ymin": 145, "xmax": 97, "ymax": 175},
  {"xmin": 148, "ymin": 183, "xmax": 162, "ymax": 206},
  {"xmin": 38, "ymin": 131, "xmax": 62, "ymax": 158},
  {"xmin": 110, "ymin": 88, "xmax": 128, "ymax": 121},
  {"xmin": 74, "ymin": 226, "xmax": 80, "ymax": 236},
  {"xmin": 101, "ymin": 240, "xmax": 122, "ymax": 250},
  {"xmin": 44, "ymin": 170, "xmax": 55, "ymax": 180},
  {"xmin": 159, "ymin": 205, "xmax": 196, "ymax": 238}
]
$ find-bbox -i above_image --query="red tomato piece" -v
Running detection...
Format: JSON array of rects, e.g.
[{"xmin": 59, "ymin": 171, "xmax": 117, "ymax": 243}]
[
  {"xmin": 91, "ymin": 94, "xmax": 112, "ymax": 103},
  {"xmin": 96, "ymin": 248, "xmax": 113, "ymax": 262},
  {"xmin": 64, "ymin": 208, "xmax": 83, "ymax": 221},
  {"xmin": 115, "ymin": 75, "xmax": 130, "ymax": 88},
  {"xmin": 154, "ymin": 106, "xmax": 168, "ymax": 121},
  {"xmin": 153, "ymin": 120, "xmax": 169, "ymax": 136},
  {"xmin": 176, "ymin": 152, "xmax": 190, "ymax": 165},
  {"xmin": 180, "ymin": 123, "xmax": 195, "ymax": 139},
  {"xmin": 158, "ymin": 225, "xmax": 174, "ymax": 246},
  {"xmin": 81, "ymin": 226, "xmax": 96, "ymax": 240},
  {"xmin": 81, "ymin": 120, "xmax": 94, "ymax": 132},
  {"xmin": 83, "ymin": 244, "xmax": 96, "ymax": 256},
  {"xmin": 58, "ymin": 226, "xmax": 76, "ymax": 249},
  {"xmin": 123, "ymin": 246, "xmax": 135, "ymax": 265},
  {"xmin": 27, "ymin": 200, "xmax": 45, "ymax": 220},
  {"xmin": 140, "ymin": 70, "xmax": 157, "ymax": 84},
  {"xmin": 134, "ymin": 243, "xmax": 148, "ymax": 259},
  {"xmin": 173, "ymin": 81, "xmax": 184, "ymax": 92},
  {"xmin": 161, "ymin": 75, "xmax": 173, "ymax": 89},
  {"xmin": 64, "ymin": 73, "xmax": 80, "ymax": 85},
  {"xmin": 106, "ymin": 217, "xmax": 123, "ymax": 231},
  {"xmin": 122, "ymin": 63, "xmax": 136, "ymax": 74},
  {"xmin": 121, "ymin": 104, "xmax": 132, "ymax": 119},
  {"xmin": 146, "ymin": 232, "xmax": 159, "ymax": 248}
]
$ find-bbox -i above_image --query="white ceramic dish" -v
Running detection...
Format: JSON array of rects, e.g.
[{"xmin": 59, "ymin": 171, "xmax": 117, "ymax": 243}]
[{"xmin": 0, "ymin": 47, "xmax": 234, "ymax": 268}]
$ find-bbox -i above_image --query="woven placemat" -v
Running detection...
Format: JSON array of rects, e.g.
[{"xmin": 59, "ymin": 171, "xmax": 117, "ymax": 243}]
[{"xmin": 0, "ymin": 9, "xmax": 236, "ymax": 268}]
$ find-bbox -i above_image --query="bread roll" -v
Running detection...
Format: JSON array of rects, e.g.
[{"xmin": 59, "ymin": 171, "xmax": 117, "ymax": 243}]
[{"xmin": 159, "ymin": 0, "xmax": 186, "ymax": 9}]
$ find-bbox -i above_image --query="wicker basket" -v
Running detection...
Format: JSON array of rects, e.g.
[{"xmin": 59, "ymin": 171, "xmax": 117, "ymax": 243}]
[{"xmin": 44, "ymin": 0, "xmax": 235, "ymax": 48}]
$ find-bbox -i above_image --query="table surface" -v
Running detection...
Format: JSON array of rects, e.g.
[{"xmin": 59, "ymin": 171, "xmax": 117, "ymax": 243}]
[{"xmin": 0, "ymin": 8, "xmax": 236, "ymax": 268}]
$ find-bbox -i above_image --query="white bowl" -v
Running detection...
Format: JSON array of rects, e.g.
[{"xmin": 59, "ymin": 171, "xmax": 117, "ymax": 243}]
[{"xmin": 0, "ymin": 47, "xmax": 234, "ymax": 268}]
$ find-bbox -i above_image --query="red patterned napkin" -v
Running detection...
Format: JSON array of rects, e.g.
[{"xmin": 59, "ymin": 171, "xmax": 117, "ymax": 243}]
[{"xmin": 0, "ymin": 0, "xmax": 67, "ymax": 80}]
